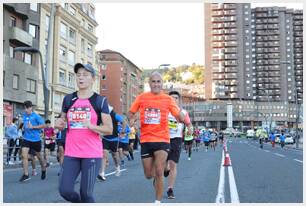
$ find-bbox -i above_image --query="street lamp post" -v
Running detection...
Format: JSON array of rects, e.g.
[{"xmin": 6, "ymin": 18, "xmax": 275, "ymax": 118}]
[{"xmin": 14, "ymin": 47, "xmax": 49, "ymax": 120}]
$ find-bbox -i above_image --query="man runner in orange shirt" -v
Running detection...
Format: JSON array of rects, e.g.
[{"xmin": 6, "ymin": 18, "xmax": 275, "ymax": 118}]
[{"xmin": 128, "ymin": 71, "xmax": 187, "ymax": 203}]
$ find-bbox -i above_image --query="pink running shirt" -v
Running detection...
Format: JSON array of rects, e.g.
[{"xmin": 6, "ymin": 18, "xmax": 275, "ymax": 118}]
[{"xmin": 65, "ymin": 99, "xmax": 103, "ymax": 158}]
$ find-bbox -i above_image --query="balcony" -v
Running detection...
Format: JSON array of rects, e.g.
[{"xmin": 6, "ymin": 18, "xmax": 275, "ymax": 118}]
[
  {"xmin": 224, "ymin": 54, "xmax": 237, "ymax": 59},
  {"xmin": 223, "ymin": 4, "xmax": 236, "ymax": 10},
  {"xmin": 224, "ymin": 22, "xmax": 236, "ymax": 28},
  {"xmin": 212, "ymin": 11, "xmax": 223, "ymax": 16},
  {"xmin": 224, "ymin": 29, "xmax": 237, "ymax": 34},
  {"xmin": 211, "ymin": 17, "xmax": 224, "ymax": 22},
  {"xmin": 224, "ymin": 10, "xmax": 236, "ymax": 16},
  {"xmin": 9, "ymin": 26, "xmax": 33, "ymax": 47},
  {"xmin": 224, "ymin": 47, "xmax": 237, "ymax": 53},
  {"xmin": 224, "ymin": 41, "xmax": 237, "ymax": 47},
  {"xmin": 211, "ymin": 4, "xmax": 223, "ymax": 10}
]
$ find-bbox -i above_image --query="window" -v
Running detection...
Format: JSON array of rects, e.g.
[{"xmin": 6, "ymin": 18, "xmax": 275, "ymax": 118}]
[
  {"xmin": 30, "ymin": 3, "xmax": 38, "ymax": 12},
  {"xmin": 81, "ymin": 38, "xmax": 85, "ymax": 53},
  {"xmin": 59, "ymin": 45, "xmax": 66, "ymax": 62},
  {"xmin": 9, "ymin": 46, "xmax": 14, "ymax": 58},
  {"xmin": 26, "ymin": 79, "xmax": 36, "ymax": 93},
  {"xmin": 68, "ymin": 50, "xmax": 75, "ymax": 65},
  {"xmin": 69, "ymin": 6, "xmax": 76, "ymax": 15},
  {"xmin": 102, "ymin": 75, "xmax": 106, "ymax": 80},
  {"xmin": 88, "ymin": 24, "xmax": 93, "ymax": 32},
  {"xmin": 24, "ymin": 53, "xmax": 32, "ymax": 65},
  {"xmin": 13, "ymin": 74, "xmax": 19, "ymax": 89},
  {"xmin": 68, "ymin": 72, "xmax": 75, "ymax": 88},
  {"xmin": 82, "ymin": 19, "xmax": 85, "ymax": 27},
  {"xmin": 45, "ymin": 15, "xmax": 50, "ymax": 31},
  {"xmin": 87, "ymin": 43, "xmax": 93, "ymax": 57},
  {"xmin": 89, "ymin": 6, "xmax": 95, "ymax": 19},
  {"xmin": 10, "ymin": 16, "xmax": 16, "ymax": 27},
  {"xmin": 3, "ymin": 71, "xmax": 5, "ymax": 87},
  {"xmin": 29, "ymin": 24, "xmax": 37, "ymax": 38},
  {"xmin": 59, "ymin": 69, "xmax": 66, "ymax": 85},
  {"xmin": 69, "ymin": 28, "xmax": 76, "ymax": 44},
  {"xmin": 60, "ymin": 22, "xmax": 67, "ymax": 39},
  {"xmin": 101, "ymin": 64, "xmax": 106, "ymax": 70}
]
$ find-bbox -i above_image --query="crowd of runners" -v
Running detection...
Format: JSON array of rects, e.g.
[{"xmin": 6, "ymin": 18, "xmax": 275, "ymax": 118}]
[{"xmin": 4, "ymin": 64, "xmax": 225, "ymax": 203}]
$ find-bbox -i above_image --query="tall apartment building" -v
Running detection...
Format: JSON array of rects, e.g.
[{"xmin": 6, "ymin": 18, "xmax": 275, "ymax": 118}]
[
  {"xmin": 97, "ymin": 50, "xmax": 143, "ymax": 115},
  {"xmin": 205, "ymin": 3, "xmax": 303, "ymax": 104},
  {"xmin": 205, "ymin": 3, "xmax": 253, "ymax": 100},
  {"xmin": 40, "ymin": 3, "xmax": 99, "ymax": 121},
  {"xmin": 3, "ymin": 3, "xmax": 41, "ymax": 125},
  {"xmin": 292, "ymin": 10, "xmax": 303, "ymax": 104}
]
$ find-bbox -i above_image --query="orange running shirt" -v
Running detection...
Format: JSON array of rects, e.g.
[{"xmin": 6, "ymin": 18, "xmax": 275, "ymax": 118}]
[{"xmin": 129, "ymin": 92, "xmax": 180, "ymax": 143}]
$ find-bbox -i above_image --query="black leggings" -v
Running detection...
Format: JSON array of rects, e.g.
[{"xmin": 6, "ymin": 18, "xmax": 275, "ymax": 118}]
[{"xmin": 59, "ymin": 156, "xmax": 101, "ymax": 203}]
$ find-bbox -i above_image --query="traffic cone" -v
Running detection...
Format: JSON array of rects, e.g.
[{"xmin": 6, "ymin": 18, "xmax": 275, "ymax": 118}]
[{"xmin": 223, "ymin": 152, "xmax": 231, "ymax": 166}]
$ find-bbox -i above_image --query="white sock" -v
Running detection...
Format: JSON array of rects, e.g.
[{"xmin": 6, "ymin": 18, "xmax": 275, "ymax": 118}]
[{"xmin": 154, "ymin": 200, "xmax": 161, "ymax": 203}]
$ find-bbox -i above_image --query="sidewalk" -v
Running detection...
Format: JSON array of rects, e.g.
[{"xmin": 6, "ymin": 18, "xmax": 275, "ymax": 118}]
[{"xmin": 3, "ymin": 155, "xmax": 59, "ymax": 170}]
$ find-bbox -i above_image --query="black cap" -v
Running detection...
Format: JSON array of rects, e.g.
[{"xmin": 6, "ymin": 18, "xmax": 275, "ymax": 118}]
[
  {"xmin": 74, "ymin": 63, "xmax": 96, "ymax": 76},
  {"xmin": 24, "ymin": 100, "xmax": 33, "ymax": 108}
]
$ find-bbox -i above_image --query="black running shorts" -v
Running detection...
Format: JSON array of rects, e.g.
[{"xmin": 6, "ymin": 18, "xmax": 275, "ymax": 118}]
[
  {"xmin": 140, "ymin": 142, "xmax": 170, "ymax": 159},
  {"xmin": 167, "ymin": 137, "xmax": 182, "ymax": 163},
  {"xmin": 21, "ymin": 139, "xmax": 42, "ymax": 153},
  {"xmin": 103, "ymin": 139, "xmax": 119, "ymax": 153}
]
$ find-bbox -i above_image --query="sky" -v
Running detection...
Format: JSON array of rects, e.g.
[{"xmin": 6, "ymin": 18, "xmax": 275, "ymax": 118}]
[
  {"xmin": 95, "ymin": 2, "xmax": 303, "ymax": 70},
  {"xmin": 95, "ymin": 3, "xmax": 204, "ymax": 69}
]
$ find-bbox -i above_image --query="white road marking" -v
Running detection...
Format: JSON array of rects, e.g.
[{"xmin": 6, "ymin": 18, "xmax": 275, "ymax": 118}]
[
  {"xmin": 293, "ymin": 159, "xmax": 303, "ymax": 163},
  {"xmin": 274, "ymin": 153, "xmax": 285, "ymax": 157},
  {"xmin": 228, "ymin": 165, "xmax": 240, "ymax": 203},
  {"xmin": 263, "ymin": 150, "xmax": 270, "ymax": 153},
  {"xmin": 215, "ymin": 149, "xmax": 225, "ymax": 203},
  {"xmin": 105, "ymin": 169, "xmax": 127, "ymax": 176}
]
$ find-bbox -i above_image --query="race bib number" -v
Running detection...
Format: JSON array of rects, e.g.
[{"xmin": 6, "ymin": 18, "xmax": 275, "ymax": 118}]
[
  {"xmin": 45, "ymin": 140, "xmax": 51, "ymax": 145},
  {"xmin": 68, "ymin": 107, "xmax": 91, "ymax": 129},
  {"xmin": 144, "ymin": 108, "xmax": 161, "ymax": 124}
]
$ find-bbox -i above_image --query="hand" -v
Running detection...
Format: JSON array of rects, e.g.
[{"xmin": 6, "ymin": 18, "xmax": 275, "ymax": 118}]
[
  {"xmin": 28, "ymin": 122, "xmax": 33, "ymax": 129},
  {"xmin": 55, "ymin": 118, "xmax": 66, "ymax": 130},
  {"xmin": 83, "ymin": 120, "xmax": 92, "ymax": 130}
]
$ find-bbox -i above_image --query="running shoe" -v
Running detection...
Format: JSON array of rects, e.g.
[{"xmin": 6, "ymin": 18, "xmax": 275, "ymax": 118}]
[
  {"xmin": 97, "ymin": 174, "xmax": 106, "ymax": 181},
  {"xmin": 115, "ymin": 167, "xmax": 121, "ymax": 176},
  {"xmin": 19, "ymin": 174, "xmax": 31, "ymax": 182},
  {"xmin": 41, "ymin": 170, "xmax": 46, "ymax": 180},
  {"xmin": 32, "ymin": 170, "xmax": 38, "ymax": 176},
  {"xmin": 188, "ymin": 157, "xmax": 191, "ymax": 160},
  {"xmin": 167, "ymin": 188, "xmax": 175, "ymax": 199},
  {"xmin": 164, "ymin": 169, "xmax": 170, "ymax": 177}
]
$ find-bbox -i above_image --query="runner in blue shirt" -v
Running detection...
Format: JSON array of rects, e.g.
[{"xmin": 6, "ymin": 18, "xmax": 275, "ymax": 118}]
[
  {"xmin": 20, "ymin": 100, "xmax": 47, "ymax": 182},
  {"xmin": 280, "ymin": 132, "xmax": 286, "ymax": 149},
  {"xmin": 269, "ymin": 132, "xmax": 276, "ymax": 148},
  {"xmin": 119, "ymin": 123, "xmax": 131, "ymax": 166},
  {"xmin": 97, "ymin": 106, "xmax": 123, "ymax": 181}
]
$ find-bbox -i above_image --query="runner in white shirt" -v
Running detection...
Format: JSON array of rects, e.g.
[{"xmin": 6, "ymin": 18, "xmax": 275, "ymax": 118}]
[{"xmin": 164, "ymin": 91, "xmax": 192, "ymax": 199}]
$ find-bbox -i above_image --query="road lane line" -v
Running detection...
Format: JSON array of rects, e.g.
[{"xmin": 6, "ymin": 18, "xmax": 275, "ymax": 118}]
[
  {"xmin": 263, "ymin": 150, "xmax": 270, "ymax": 152},
  {"xmin": 293, "ymin": 159, "xmax": 303, "ymax": 163},
  {"xmin": 215, "ymin": 149, "xmax": 225, "ymax": 203},
  {"xmin": 105, "ymin": 169, "xmax": 127, "ymax": 176},
  {"xmin": 274, "ymin": 153, "xmax": 285, "ymax": 157},
  {"xmin": 228, "ymin": 159, "xmax": 240, "ymax": 203}
]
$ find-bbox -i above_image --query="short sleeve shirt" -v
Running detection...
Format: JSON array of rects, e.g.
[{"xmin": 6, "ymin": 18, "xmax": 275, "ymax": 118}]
[
  {"xmin": 63, "ymin": 95, "xmax": 109, "ymax": 158},
  {"xmin": 23, "ymin": 112, "xmax": 44, "ymax": 142},
  {"xmin": 129, "ymin": 92, "xmax": 180, "ymax": 143}
]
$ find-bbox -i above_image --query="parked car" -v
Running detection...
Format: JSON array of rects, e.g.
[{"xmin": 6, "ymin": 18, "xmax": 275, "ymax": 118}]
[
  {"xmin": 285, "ymin": 134, "xmax": 294, "ymax": 144},
  {"xmin": 246, "ymin": 129, "xmax": 255, "ymax": 139}
]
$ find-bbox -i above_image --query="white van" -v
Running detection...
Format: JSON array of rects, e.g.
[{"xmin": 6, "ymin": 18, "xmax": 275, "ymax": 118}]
[{"xmin": 246, "ymin": 129, "xmax": 255, "ymax": 138}]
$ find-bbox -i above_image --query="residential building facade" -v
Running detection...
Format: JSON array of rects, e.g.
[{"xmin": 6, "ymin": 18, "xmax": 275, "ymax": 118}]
[
  {"xmin": 39, "ymin": 3, "xmax": 99, "ymax": 121},
  {"xmin": 3, "ymin": 3, "xmax": 41, "ymax": 125},
  {"xmin": 97, "ymin": 50, "xmax": 143, "ymax": 115}
]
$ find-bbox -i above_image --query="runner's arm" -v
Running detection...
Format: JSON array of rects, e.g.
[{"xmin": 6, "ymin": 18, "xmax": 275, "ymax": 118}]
[{"xmin": 86, "ymin": 113, "xmax": 113, "ymax": 135}]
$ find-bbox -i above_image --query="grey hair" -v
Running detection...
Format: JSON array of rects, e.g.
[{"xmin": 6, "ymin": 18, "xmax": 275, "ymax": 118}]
[{"xmin": 149, "ymin": 71, "xmax": 163, "ymax": 81}]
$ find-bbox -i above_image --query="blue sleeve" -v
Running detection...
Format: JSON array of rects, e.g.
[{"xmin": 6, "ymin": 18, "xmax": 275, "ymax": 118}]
[
  {"xmin": 115, "ymin": 114, "xmax": 123, "ymax": 123},
  {"xmin": 35, "ymin": 113, "xmax": 44, "ymax": 125},
  {"xmin": 126, "ymin": 125, "xmax": 130, "ymax": 133},
  {"xmin": 101, "ymin": 97, "xmax": 109, "ymax": 114}
]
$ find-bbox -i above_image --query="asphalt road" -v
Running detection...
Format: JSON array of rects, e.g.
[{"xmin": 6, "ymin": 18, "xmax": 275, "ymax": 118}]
[{"xmin": 3, "ymin": 137, "xmax": 303, "ymax": 203}]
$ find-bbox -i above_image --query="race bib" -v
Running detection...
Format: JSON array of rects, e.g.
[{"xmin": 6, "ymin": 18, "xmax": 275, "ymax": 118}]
[
  {"xmin": 68, "ymin": 107, "xmax": 91, "ymax": 129},
  {"xmin": 144, "ymin": 108, "xmax": 161, "ymax": 124},
  {"xmin": 45, "ymin": 139, "xmax": 51, "ymax": 145}
]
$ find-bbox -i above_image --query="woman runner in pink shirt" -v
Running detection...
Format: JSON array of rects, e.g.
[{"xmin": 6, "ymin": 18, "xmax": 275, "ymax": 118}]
[{"xmin": 55, "ymin": 63, "xmax": 112, "ymax": 203}]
